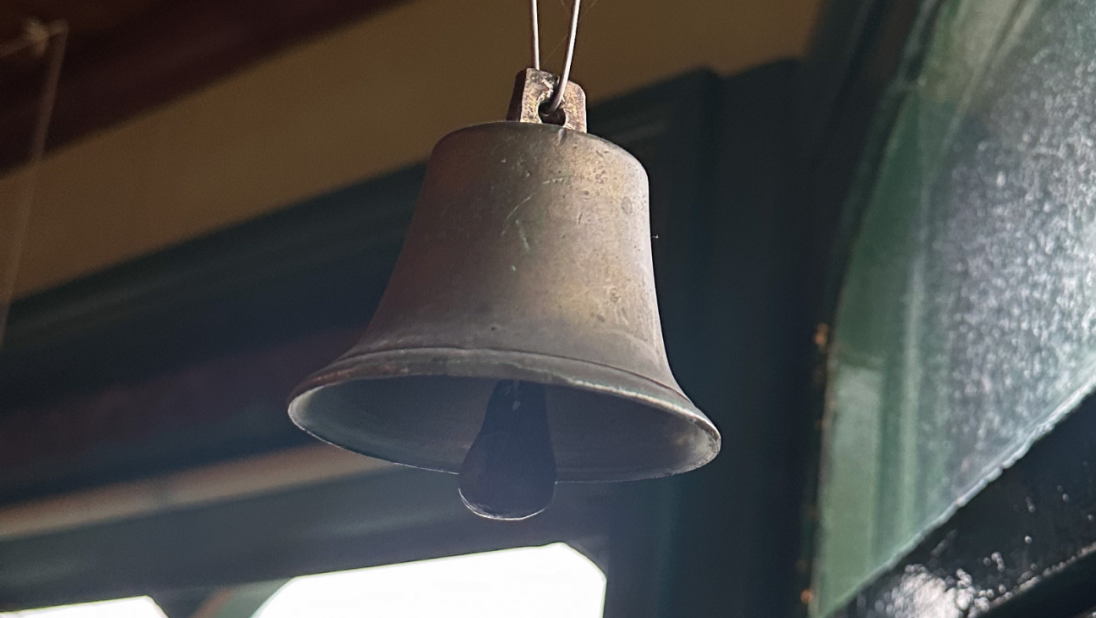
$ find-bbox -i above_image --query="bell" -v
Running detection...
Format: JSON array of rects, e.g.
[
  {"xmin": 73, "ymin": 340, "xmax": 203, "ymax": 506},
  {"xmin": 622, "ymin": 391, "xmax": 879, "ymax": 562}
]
[{"xmin": 289, "ymin": 69, "xmax": 720, "ymax": 515}]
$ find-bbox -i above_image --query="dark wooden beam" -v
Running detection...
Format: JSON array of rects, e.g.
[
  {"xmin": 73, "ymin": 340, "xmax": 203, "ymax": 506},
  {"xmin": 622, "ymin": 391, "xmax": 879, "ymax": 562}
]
[{"xmin": 0, "ymin": 0, "xmax": 408, "ymax": 170}]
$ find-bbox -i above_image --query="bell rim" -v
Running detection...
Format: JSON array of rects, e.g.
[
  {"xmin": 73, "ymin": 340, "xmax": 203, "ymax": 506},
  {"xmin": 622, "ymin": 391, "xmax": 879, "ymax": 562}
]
[{"xmin": 288, "ymin": 346, "xmax": 721, "ymax": 482}]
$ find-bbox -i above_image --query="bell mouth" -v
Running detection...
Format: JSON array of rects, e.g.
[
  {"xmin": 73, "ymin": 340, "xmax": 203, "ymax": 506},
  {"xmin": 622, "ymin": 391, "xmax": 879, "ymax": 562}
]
[{"xmin": 288, "ymin": 347, "xmax": 720, "ymax": 482}]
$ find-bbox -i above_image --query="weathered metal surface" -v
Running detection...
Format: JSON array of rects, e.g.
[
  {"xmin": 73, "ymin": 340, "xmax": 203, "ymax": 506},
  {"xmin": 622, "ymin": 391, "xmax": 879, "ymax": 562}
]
[
  {"xmin": 289, "ymin": 74, "xmax": 719, "ymax": 482},
  {"xmin": 506, "ymin": 68, "xmax": 587, "ymax": 132}
]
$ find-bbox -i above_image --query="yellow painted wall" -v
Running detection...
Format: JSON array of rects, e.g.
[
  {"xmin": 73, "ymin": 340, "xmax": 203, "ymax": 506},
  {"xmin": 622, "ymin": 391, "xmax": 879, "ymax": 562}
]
[{"xmin": 5, "ymin": 0, "xmax": 823, "ymax": 297}]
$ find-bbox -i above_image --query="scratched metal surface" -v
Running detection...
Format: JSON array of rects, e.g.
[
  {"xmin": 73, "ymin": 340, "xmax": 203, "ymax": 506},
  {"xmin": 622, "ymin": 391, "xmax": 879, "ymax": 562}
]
[{"xmin": 814, "ymin": 0, "xmax": 1096, "ymax": 614}]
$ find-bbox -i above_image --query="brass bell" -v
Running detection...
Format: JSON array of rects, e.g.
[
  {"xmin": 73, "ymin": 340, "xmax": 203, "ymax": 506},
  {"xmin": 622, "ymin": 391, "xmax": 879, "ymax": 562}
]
[{"xmin": 289, "ymin": 69, "xmax": 720, "ymax": 518}]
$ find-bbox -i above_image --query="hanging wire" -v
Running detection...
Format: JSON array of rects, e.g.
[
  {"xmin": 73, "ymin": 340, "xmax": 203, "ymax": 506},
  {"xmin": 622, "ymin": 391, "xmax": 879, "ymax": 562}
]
[
  {"xmin": 531, "ymin": 0, "xmax": 541, "ymax": 70},
  {"xmin": 530, "ymin": 0, "xmax": 581, "ymax": 113},
  {"xmin": 0, "ymin": 19, "xmax": 68, "ymax": 349}
]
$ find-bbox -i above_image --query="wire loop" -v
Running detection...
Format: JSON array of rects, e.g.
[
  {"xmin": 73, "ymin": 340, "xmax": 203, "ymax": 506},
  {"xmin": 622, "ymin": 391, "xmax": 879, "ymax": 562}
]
[{"xmin": 530, "ymin": 0, "xmax": 581, "ymax": 114}]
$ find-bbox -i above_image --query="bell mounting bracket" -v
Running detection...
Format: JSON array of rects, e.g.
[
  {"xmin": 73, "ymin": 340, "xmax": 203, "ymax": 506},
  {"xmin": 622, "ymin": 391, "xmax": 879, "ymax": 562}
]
[{"xmin": 506, "ymin": 68, "xmax": 587, "ymax": 133}]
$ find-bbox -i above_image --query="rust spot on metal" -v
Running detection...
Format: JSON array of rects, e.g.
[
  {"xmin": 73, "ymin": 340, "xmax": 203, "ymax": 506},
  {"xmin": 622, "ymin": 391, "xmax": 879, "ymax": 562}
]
[{"xmin": 813, "ymin": 322, "xmax": 830, "ymax": 351}]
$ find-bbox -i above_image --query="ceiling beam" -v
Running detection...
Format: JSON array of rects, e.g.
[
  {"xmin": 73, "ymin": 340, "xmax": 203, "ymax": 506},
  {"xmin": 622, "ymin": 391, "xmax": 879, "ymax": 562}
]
[{"xmin": 0, "ymin": 0, "xmax": 407, "ymax": 171}]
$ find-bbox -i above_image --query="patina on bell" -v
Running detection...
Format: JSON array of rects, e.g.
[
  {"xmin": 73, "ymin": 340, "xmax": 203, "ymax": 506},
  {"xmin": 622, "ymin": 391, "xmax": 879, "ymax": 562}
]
[{"xmin": 289, "ymin": 69, "xmax": 720, "ymax": 485}]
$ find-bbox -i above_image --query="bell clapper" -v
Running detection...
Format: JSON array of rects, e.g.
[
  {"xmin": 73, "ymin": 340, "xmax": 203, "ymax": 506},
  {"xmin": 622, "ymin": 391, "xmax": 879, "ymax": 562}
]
[
  {"xmin": 459, "ymin": 380, "xmax": 557, "ymax": 520},
  {"xmin": 457, "ymin": 2, "xmax": 574, "ymax": 521}
]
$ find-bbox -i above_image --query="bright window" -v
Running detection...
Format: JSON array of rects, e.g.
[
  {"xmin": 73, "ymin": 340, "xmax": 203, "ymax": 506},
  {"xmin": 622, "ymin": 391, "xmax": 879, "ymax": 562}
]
[
  {"xmin": 254, "ymin": 543, "xmax": 605, "ymax": 618},
  {"xmin": 0, "ymin": 544, "xmax": 604, "ymax": 618},
  {"xmin": 0, "ymin": 597, "xmax": 166, "ymax": 618}
]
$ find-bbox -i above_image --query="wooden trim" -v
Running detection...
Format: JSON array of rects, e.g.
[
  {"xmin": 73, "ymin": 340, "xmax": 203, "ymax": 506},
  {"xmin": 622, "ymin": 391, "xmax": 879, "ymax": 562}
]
[
  {"xmin": 0, "ymin": 444, "xmax": 393, "ymax": 540},
  {"xmin": 0, "ymin": 467, "xmax": 615, "ymax": 610}
]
